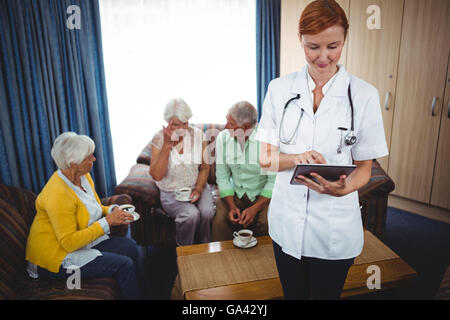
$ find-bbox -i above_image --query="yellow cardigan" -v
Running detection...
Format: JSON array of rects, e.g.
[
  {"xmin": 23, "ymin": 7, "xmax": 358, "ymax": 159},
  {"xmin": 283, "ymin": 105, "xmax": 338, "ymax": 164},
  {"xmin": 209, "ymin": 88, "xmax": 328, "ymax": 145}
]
[{"xmin": 25, "ymin": 171, "xmax": 112, "ymax": 273}]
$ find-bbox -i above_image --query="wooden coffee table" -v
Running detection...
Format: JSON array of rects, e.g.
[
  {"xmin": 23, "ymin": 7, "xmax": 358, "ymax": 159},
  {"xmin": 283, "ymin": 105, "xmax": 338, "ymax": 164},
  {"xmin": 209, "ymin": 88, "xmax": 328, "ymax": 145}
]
[{"xmin": 174, "ymin": 232, "xmax": 417, "ymax": 300}]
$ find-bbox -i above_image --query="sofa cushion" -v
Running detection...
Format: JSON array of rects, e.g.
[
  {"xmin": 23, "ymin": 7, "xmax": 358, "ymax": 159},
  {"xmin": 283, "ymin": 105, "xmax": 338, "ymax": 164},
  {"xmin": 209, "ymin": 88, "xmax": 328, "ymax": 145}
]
[
  {"xmin": 114, "ymin": 164, "xmax": 160, "ymax": 207},
  {"xmin": 136, "ymin": 142, "xmax": 152, "ymax": 166},
  {"xmin": 358, "ymin": 160, "xmax": 395, "ymax": 198}
]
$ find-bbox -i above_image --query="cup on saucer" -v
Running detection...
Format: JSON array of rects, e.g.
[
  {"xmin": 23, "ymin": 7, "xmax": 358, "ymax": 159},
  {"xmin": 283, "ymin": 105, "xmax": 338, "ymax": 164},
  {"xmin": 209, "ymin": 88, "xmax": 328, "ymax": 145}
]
[
  {"xmin": 233, "ymin": 229, "xmax": 254, "ymax": 247},
  {"xmin": 118, "ymin": 204, "xmax": 139, "ymax": 222},
  {"xmin": 119, "ymin": 204, "xmax": 135, "ymax": 213}
]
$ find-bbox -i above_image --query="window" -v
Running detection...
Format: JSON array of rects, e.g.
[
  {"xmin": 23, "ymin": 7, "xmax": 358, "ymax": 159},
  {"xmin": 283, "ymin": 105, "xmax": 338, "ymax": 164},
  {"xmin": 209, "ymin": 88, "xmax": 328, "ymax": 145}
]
[{"xmin": 100, "ymin": 0, "xmax": 256, "ymax": 182}]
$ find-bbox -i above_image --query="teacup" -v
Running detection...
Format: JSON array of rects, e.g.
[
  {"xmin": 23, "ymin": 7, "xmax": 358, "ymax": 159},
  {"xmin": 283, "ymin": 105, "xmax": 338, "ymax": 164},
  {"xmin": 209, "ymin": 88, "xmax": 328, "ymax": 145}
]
[
  {"xmin": 175, "ymin": 187, "xmax": 192, "ymax": 201},
  {"xmin": 119, "ymin": 204, "xmax": 135, "ymax": 213},
  {"xmin": 233, "ymin": 229, "xmax": 253, "ymax": 245}
]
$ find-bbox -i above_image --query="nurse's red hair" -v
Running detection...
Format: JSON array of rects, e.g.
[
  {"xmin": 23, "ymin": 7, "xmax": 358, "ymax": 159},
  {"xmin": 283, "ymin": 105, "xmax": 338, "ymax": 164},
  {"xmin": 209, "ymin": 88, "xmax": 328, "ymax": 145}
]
[{"xmin": 298, "ymin": 0, "xmax": 349, "ymax": 39}]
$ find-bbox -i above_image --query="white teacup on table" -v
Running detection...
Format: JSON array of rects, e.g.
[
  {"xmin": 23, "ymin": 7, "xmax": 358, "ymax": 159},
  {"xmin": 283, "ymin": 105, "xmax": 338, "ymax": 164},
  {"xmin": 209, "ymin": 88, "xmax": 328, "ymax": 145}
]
[
  {"xmin": 233, "ymin": 229, "xmax": 257, "ymax": 248},
  {"xmin": 118, "ymin": 204, "xmax": 140, "ymax": 222},
  {"xmin": 175, "ymin": 187, "xmax": 192, "ymax": 202}
]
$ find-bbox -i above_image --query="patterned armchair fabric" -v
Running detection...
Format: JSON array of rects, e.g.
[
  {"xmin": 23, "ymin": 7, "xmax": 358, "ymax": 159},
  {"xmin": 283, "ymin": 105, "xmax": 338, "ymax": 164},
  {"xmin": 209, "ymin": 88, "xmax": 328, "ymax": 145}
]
[
  {"xmin": 358, "ymin": 160, "xmax": 395, "ymax": 239},
  {"xmin": 115, "ymin": 123, "xmax": 395, "ymax": 246},
  {"xmin": 0, "ymin": 184, "xmax": 131, "ymax": 300}
]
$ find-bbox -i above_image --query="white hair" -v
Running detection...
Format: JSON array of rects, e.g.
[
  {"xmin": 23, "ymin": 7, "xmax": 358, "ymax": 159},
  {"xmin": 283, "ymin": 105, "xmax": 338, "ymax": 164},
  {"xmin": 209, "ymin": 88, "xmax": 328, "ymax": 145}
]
[
  {"xmin": 163, "ymin": 98, "xmax": 193, "ymax": 123},
  {"xmin": 51, "ymin": 132, "xmax": 95, "ymax": 170},
  {"xmin": 228, "ymin": 101, "xmax": 258, "ymax": 127}
]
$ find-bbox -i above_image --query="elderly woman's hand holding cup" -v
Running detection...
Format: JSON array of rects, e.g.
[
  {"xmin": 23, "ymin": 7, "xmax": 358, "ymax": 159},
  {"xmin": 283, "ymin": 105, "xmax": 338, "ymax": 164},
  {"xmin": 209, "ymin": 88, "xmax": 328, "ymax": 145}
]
[{"xmin": 105, "ymin": 206, "xmax": 135, "ymax": 226}]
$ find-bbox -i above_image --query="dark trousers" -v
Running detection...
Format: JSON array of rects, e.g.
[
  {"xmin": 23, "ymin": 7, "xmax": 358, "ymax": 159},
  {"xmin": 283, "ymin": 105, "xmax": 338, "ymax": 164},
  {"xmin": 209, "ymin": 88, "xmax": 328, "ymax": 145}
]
[
  {"xmin": 37, "ymin": 237, "xmax": 142, "ymax": 299},
  {"xmin": 212, "ymin": 194, "xmax": 268, "ymax": 241},
  {"xmin": 272, "ymin": 240, "xmax": 354, "ymax": 300}
]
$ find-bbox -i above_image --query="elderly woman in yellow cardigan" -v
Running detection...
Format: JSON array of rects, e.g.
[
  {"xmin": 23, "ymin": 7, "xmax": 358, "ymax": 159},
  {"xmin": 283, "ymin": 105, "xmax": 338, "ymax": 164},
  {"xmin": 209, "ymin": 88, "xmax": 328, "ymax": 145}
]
[{"xmin": 26, "ymin": 132, "xmax": 141, "ymax": 299}]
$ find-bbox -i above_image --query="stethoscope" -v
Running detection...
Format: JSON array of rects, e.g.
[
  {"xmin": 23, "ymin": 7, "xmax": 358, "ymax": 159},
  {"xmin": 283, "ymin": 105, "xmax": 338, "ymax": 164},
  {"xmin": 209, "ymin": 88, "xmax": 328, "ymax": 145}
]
[{"xmin": 279, "ymin": 84, "xmax": 357, "ymax": 153}]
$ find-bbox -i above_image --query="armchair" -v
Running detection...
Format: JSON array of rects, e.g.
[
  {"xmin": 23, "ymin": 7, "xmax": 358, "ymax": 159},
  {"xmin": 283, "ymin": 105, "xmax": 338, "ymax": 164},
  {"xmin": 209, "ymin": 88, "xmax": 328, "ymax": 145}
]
[{"xmin": 0, "ymin": 183, "xmax": 132, "ymax": 300}]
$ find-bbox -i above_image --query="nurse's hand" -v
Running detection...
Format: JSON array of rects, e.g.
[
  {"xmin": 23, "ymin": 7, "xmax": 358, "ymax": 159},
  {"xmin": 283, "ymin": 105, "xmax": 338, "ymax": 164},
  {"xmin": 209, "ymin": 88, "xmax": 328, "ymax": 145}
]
[
  {"xmin": 295, "ymin": 173, "xmax": 349, "ymax": 197},
  {"xmin": 293, "ymin": 150, "xmax": 327, "ymax": 165}
]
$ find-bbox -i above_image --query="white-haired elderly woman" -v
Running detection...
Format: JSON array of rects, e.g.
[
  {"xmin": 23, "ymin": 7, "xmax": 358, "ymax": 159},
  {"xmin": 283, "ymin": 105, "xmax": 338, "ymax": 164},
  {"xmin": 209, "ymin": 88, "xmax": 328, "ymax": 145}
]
[
  {"xmin": 150, "ymin": 98, "xmax": 215, "ymax": 246},
  {"xmin": 25, "ymin": 132, "xmax": 142, "ymax": 299}
]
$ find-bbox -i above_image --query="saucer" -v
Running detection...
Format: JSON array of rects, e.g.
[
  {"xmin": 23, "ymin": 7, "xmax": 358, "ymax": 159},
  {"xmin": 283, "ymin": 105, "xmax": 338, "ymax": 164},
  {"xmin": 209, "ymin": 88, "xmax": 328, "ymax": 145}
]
[
  {"xmin": 175, "ymin": 196, "xmax": 192, "ymax": 202},
  {"xmin": 126, "ymin": 211, "xmax": 140, "ymax": 222},
  {"xmin": 233, "ymin": 236, "xmax": 257, "ymax": 249}
]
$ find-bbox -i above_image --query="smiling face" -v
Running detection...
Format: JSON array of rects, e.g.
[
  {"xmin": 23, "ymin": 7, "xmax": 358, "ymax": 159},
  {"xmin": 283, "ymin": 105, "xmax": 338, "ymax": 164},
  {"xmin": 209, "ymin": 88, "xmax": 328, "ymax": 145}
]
[{"xmin": 301, "ymin": 24, "xmax": 345, "ymax": 78}]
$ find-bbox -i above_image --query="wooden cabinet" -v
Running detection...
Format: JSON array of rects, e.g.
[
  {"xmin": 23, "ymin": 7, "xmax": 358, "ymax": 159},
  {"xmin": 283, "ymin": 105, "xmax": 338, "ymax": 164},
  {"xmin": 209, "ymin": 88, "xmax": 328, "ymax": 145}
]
[
  {"xmin": 346, "ymin": 0, "xmax": 404, "ymax": 171},
  {"xmin": 430, "ymin": 56, "xmax": 450, "ymax": 209},
  {"xmin": 388, "ymin": 0, "xmax": 450, "ymax": 207}
]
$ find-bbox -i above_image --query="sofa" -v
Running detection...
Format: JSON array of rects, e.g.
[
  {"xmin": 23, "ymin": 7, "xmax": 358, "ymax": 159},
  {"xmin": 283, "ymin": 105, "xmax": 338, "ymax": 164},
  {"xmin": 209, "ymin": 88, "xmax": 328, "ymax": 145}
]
[
  {"xmin": 0, "ymin": 183, "xmax": 131, "ymax": 300},
  {"xmin": 115, "ymin": 123, "xmax": 395, "ymax": 247}
]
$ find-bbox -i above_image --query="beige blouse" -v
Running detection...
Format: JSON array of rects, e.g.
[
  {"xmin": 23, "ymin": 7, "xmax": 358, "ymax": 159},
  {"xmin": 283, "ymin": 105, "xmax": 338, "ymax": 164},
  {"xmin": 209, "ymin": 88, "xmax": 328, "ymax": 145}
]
[{"xmin": 151, "ymin": 126, "xmax": 205, "ymax": 192}]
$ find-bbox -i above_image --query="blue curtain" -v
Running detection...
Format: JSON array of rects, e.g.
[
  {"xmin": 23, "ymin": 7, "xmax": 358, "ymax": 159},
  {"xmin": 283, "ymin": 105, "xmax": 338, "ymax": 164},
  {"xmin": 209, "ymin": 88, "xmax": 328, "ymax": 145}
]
[
  {"xmin": 256, "ymin": 0, "xmax": 281, "ymax": 120},
  {"xmin": 0, "ymin": 0, "xmax": 116, "ymax": 198}
]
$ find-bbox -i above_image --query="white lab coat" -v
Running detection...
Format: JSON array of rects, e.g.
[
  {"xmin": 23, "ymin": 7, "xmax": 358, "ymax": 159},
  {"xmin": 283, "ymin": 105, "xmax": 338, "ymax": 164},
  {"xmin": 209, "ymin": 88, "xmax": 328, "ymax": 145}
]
[{"xmin": 256, "ymin": 64, "xmax": 388, "ymax": 260}]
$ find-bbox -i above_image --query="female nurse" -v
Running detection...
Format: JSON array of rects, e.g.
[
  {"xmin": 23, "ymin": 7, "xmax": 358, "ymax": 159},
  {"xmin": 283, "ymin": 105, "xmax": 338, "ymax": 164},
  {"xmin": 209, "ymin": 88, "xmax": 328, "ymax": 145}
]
[{"xmin": 256, "ymin": 0, "xmax": 388, "ymax": 299}]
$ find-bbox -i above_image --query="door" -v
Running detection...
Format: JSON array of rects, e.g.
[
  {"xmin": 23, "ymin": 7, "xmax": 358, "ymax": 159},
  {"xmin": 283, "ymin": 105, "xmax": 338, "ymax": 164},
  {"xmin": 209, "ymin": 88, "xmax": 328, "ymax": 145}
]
[
  {"xmin": 388, "ymin": 0, "xmax": 450, "ymax": 203},
  {"xmin": 346, "ymin": 0, "xmax": 404, "ymax": 171},
  {"xmin": 431, "ymin": 54, "xmax": 450, "ymax": 209}
]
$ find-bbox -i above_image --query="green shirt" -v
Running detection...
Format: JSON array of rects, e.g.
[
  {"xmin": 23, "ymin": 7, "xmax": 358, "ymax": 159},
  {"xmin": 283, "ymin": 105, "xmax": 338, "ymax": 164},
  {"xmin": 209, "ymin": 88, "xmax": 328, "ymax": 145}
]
[{"xmin": 215, "ymin": 126, "xmax": 276, "ymax": 202}]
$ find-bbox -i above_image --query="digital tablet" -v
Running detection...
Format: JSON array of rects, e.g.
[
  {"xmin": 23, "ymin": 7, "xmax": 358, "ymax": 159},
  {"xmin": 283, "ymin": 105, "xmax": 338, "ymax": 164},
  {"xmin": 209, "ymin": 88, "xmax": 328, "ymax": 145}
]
[{"xmin": 290, "ymin": 164, "xmax": 356, "ymax": 185}]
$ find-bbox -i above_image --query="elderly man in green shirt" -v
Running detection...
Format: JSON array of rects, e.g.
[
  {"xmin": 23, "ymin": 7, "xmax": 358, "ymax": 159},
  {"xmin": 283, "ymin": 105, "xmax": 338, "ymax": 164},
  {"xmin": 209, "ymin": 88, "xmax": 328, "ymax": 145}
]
[{"xmin": 212, "ymin": 101, "xmax": 276, "ymax": 241}]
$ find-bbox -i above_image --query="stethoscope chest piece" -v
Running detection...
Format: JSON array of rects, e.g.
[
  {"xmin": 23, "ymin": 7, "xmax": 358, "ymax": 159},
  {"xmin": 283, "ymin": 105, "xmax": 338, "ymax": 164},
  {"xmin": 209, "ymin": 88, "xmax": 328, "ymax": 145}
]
[{"xmin": 344, "ymin": 131, "xmax": 357, "ymax": 146}]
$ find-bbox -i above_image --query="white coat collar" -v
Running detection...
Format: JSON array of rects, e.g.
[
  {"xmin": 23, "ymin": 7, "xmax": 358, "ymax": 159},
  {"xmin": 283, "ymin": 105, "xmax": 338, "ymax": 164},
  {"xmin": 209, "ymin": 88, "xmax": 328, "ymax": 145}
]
[
  {"xmin": 290, "ymin": 64, "xmax": 351, "ymax": 118},
  {"xmin": 291, "ymin": 64, "xmax": 350, "ymax": 97}
]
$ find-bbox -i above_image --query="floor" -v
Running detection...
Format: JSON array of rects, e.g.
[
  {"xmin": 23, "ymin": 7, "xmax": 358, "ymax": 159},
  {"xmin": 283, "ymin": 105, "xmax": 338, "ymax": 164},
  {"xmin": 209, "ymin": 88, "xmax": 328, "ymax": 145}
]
[
  {"xmin": 382, "ymin": 207, "xmax": 450, "ymax": 299},
  {"xmin": 137, "ymin": 206, "xmax": 450, "ymax": 300}
]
